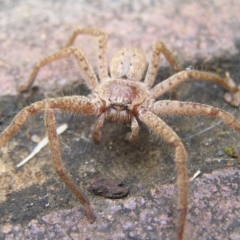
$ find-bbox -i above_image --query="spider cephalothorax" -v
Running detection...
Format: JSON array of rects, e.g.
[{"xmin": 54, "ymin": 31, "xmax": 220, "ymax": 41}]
[
  {"xmin": 1, "ymin": 28, "xmax": 240, "ymax": 240},
  {"xmin": 96, "ymin": 79, "xmax": 149, "ymax": 122}
]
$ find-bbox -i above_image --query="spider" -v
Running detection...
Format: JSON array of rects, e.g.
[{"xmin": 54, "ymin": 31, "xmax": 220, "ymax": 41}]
[{"xmin": 1, "ymin": 28, "xmax": 240, "ymax": 240}]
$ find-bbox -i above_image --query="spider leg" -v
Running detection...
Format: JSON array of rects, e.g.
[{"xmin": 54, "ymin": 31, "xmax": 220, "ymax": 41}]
[
  {"xmin": 151, "ymin": 70, "xmax": 240, "ymax": 107},
  {"xmin": 45, "ymin": 107, "xmax": 95, "ymax": 222},
  {"xmin": 93, "ymin": 113, "xmax": 105, "ymax": 144},
  {"xmin": 152, "ymin": 100, "xmax": 240, "ymax": 131},
  {"xmin": 0, "ymin": 96, "xmax": 99, "ymax": 146},
  {"xmin": 19, "ymin": 47, "xmax": 98, "ymax": 92},
  {"xmin": 144, "ymin": 41, "xmax": 180, "ymax": 88},
  {"xmin": 125, "ymin": 116, "xmax": 139, "ymax": 142},
  {"xmin": 138, "ymin": 109, "xmax": 188, "ymax": 240},
  {"xmin": 64, "ymin": 28, "xmax": 109, "ymax": 80},
  {"xmin": 93, "ymin": 115, "xmax": 139, "ymax": 143},
  {"xmin": 0, "ymin": 96, "xmax": 101, "ymax": 222},
  {"xmin": 0, "ymin": 101, "xmax": 45, "ymax": 147}
]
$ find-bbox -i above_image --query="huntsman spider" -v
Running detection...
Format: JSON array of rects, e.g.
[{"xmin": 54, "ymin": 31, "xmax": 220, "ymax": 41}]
[{"xmin": 1, "ymin": 28, "xmax": 240, "ymax": 240}]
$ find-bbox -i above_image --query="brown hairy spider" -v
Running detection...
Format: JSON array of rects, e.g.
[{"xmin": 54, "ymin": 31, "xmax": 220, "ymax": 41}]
[{"xmin": 1, "ymin": 28, "xmax": 240, "ymax": 240}]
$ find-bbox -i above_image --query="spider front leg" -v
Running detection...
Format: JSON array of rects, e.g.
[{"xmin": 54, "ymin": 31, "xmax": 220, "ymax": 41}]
[
  {"xmin": 45, "ymin": 107, "xmax": 95, "ymax": 222},
  {"xmin": 0, "ymin": 96, "xmax": 100, "ymax": 222},
  {"xmin": 138, "ymin": 109, "xmax": 188, "ymax": 240},
  {"xmin": 151, "ymin": 69, "xmax": 240, "ymax": 107},
  {"xmin": 150, "ymin": 100, "xmax": 240, "ymax": 239},
  {"xmin": 64, "ymin": 28, "xmax": 109, "ymax": 80},
  {"xmin": 19, "ymin": 46, "xmax": 98, "ymax": 92},
  {"xmin": 152, "ymin": 100, "xmax": 240, "ymax": 132}
]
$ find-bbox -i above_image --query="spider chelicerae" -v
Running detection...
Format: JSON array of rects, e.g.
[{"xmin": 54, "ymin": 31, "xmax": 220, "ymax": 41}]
[{"xmin": 1, "ymin": 28, "xmax": 240, "ymax": 240}]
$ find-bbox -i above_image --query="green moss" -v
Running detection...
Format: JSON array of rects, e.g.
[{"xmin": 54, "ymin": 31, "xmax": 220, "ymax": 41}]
[
  {"xmin": 223, "ymin": 146, "xmax": 236, "ymax": 158},
  {"xmin": 215, "ymin": 68, "xmax": 222, "ymax": 74}
]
